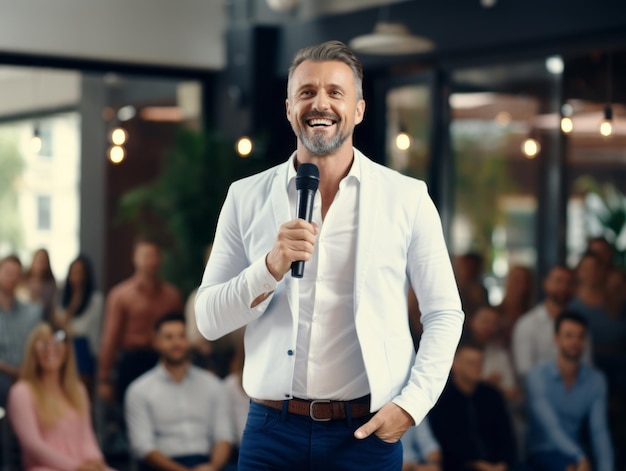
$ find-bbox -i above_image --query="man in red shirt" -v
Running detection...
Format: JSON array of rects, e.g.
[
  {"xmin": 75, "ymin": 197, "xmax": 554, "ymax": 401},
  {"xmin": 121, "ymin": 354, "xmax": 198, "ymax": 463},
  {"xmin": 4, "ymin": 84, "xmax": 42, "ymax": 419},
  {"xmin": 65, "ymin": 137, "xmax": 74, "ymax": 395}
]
[{"xmin": 98, "ymin": 237, "xmax": 183, "ymax": 404}]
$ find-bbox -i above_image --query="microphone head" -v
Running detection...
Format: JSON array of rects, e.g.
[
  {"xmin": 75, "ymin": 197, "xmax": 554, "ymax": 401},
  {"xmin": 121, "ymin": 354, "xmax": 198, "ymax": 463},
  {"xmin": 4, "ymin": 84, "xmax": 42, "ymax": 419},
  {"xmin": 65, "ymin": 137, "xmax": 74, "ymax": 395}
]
[{"xmin": 295, "ymin": 163, "xmax": 320, "ymax": 191}]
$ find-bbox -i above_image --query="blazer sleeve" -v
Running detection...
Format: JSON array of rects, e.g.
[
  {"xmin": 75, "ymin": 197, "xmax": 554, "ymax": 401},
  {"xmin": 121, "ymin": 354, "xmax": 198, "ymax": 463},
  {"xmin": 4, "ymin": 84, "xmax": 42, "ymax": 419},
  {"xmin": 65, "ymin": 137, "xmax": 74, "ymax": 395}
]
[
  {"xmin": 195, "ymin": 183, "xmax": 279, "ymax": 340},
  {"xmin": 393, "ymin": 182, "xmax": 464, "ymax": 425}
]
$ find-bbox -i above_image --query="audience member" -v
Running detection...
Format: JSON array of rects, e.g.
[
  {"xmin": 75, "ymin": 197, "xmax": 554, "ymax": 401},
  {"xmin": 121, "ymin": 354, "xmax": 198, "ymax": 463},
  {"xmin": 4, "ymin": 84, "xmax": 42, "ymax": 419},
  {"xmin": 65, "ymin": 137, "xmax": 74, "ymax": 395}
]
[
  {"xmin": 495, "ymin": 266, "xmax": 533, "ymax": 347},
  {"xmin": 8, "ymin": 323, "xmax": 114, "ymax": 471},
  {"xmin": 525, "ymin": 311, "xmax": 613, "ymax": 471},
  {"xmin": 454, "ymin": 253, "xmax": 489, "ymax": 317},
  {"xmin": 98, "ymin": 237, "xmax": 183, "ymax": 405},
  {"xmin": 570, "ymin": 252, "xmax": 619, "ymax": 357},
  {"xmin": 586, "ymin": 237, "xmax": 614, "ymax": 274},
  {"xmin": 606, "ymin": 267, "xmax": 626, "ymax": 321},
  {"xmin": 125, "ymin": 313, "xmax": 232, "ymax": 471},
  {"xmin": 57, "ymin": 254, "xmax": 104, "ymax": 386},
  {"xmin": 467, "ymin": 306, "xmax": 518, "ymax": 402},
  {"xmin": 18, "ymin": 248, "xmax": 57, "ymax": 322},
  {"xmin": 0, "ymin": 255, "xmax": 42, "ymax": 408},
  {"xmin": 511, "ymin": 265, "xmax": 589, "ymax": 378},
  {"xmin": 429, "ymin": 341, "xmax": 517, "ymax": 471},
  {"xmin": 400, "ymin": 417, "xmax": 441, "ymax": 471}
]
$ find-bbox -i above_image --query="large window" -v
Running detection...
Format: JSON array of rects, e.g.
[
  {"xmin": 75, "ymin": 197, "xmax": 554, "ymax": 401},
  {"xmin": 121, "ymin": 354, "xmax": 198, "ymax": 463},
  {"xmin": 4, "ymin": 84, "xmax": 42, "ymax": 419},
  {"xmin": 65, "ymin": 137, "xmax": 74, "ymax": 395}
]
[
  {"xmin": 0, "ymin": 111, "xmax": 81, "ymax": 278},
  {"xmin": 448, "ymin": 60, "xmax": 560, "ymax": 304}
]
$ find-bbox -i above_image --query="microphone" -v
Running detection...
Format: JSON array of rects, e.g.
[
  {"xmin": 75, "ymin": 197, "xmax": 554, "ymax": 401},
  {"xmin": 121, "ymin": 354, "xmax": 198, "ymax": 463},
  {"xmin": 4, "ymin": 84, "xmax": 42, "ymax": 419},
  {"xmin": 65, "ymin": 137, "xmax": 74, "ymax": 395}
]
[{"xmin": 291, "ymin": 162, "xmax": 320, "ymax": 278}]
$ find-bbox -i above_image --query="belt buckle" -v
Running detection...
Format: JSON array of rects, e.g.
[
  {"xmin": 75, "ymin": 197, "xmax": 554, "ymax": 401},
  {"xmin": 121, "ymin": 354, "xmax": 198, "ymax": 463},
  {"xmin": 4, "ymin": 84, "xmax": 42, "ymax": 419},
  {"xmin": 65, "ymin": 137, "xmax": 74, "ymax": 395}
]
[{"xmin": 309, "ymin": 399, "xmax": 332, "ymax": 421}]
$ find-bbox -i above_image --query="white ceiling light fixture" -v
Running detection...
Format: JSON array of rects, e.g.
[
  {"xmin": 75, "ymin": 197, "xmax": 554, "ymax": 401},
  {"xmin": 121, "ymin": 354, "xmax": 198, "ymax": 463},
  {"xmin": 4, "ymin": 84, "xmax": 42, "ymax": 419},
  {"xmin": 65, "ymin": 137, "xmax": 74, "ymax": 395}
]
[
  {"xmin": 350, "ymin": 21, "xmax": 434, "ymax": 55},
  {"xmin": 266, "ymin": 0, "xmax": 299, "ymax": 12}
]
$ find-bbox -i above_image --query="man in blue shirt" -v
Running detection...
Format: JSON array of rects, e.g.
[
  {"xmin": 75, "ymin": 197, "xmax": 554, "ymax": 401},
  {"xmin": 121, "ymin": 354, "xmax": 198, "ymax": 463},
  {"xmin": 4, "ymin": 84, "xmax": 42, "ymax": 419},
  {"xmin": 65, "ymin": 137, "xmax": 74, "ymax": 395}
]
[{"xmin": 526, "ymin": 310, "xmax": 613, "ymax": 471}]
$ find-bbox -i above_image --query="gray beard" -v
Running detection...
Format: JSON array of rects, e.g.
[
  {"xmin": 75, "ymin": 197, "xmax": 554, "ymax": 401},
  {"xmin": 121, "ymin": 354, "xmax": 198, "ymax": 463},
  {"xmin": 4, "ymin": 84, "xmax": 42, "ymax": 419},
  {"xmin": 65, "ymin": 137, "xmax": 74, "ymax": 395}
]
[{"xmin": 298, "ymin": 126, "xmax": 350, "ymax": 156}]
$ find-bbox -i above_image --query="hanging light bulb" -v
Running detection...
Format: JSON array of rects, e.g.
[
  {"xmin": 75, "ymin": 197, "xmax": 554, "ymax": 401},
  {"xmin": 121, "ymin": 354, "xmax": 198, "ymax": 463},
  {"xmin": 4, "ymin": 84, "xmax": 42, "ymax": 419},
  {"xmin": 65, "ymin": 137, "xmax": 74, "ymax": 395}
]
[
  {"xmin": 600, "ymin": 104, "xmax": 613, "ymax": 137},
  {"xmin": 600, "ymin": 52, "xmax": 613, "ymax": 137},
  {"xmin": 30, "ymin": 125, "xmax": 42, "ymax": 154},
  {"xmin": 395, "ymin": 132, "xmax": 411, "ymax": 150},
  {"xmin": 560, "ymin": 116, "xmax": 573, "ymax": 134},
  {"xmin": 521, "ymin": 137, "xmax": 540, "ymax": 159},
  {"xmin": 109, "ymin": 145, "xmax": 125, "ymax": 164},
  {"xmin": 111, "ymin": 127, "xmax": 128, "ymax": 146},
  {"xmin": 236, "ymin": 136, "xmax": 253, "ymax": 157}
]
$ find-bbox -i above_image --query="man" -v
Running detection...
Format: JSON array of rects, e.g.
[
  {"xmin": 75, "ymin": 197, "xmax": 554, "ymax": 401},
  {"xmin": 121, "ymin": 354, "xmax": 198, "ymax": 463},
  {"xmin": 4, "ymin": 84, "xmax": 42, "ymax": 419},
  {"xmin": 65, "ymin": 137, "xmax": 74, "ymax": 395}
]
[
  {"xmin": 526, "ymin": 311, "xmax": 613, "ymax": 471},
  {"xmin": 98, "ymin": 237, "xmax": 183, "ymax": 404},
  {"xmin": 125, "ymin": 313, "xmax": 232, "ymax": 471},
  {"xmin": 511, "ymin": 264, "xmax": 590, "ymax": 378},
  {"xmin": 428, "ymin": 341, "xmax": 517, "ymax": 471},
  {"xmin": 586, "ymin": 237, "xmax": 614, "ymax": 274},
  {"xmin": 0, "ymin": 255, "xmax": 42, "ymax": 408},
  {"xmin": 195, "ymin": 40, "xmax": 463, "ymax": 470}
]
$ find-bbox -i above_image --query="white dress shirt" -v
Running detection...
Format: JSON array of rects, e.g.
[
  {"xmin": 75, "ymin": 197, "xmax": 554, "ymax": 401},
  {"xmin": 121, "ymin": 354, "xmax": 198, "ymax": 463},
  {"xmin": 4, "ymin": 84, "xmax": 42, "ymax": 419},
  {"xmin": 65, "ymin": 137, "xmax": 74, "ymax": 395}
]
[
  {"xmin": 195, "ymin": 149, "xmax": 464, "ymax": 425},
  {"xmin": 125, "ymin": 364, "xmax": 232, "ymax": 459},
  {"xmin": 288, "ymin": 156, "xmax": 369, "ymax": 400}
]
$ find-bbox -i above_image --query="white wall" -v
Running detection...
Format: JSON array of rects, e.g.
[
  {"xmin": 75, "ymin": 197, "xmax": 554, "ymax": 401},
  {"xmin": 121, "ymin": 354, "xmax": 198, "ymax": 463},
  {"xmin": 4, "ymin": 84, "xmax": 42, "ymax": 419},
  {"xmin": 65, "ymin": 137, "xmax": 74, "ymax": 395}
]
[{"xmin": 0, "ymin": 0, "xmax": 226, "ymax": 70}]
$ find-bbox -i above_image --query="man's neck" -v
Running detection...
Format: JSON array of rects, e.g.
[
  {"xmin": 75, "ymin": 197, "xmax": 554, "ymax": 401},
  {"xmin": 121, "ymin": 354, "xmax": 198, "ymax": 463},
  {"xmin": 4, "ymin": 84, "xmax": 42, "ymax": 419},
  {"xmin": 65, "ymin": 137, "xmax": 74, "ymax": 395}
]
[
  {"xmin": 544, "ymin": 298, "xmax": 566, "ymax": 319},
  {"xmin": 556, "ymin": 355, "xmax": 580, "ymax": 388},
  {"xmin": 162, "ymin": 360, "xmax": 190, "ymax": 383},
  {"xmin": 135, "ymin": 273, "xmax": 160, "ymax": 290}
]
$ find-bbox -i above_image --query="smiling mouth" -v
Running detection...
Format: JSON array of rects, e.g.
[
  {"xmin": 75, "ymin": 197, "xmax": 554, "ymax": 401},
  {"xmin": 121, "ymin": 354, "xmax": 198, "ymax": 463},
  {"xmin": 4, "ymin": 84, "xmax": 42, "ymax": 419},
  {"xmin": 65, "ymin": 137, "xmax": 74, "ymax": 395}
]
[{"xmin": 306, "ymin": 118, "xmax": 337, "ymax": 127}]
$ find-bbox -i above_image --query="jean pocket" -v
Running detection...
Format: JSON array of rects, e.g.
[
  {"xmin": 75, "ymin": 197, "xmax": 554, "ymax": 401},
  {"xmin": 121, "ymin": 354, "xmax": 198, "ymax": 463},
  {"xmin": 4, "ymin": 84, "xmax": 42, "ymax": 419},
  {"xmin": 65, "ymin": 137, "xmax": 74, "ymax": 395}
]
[{"xmin": 243, "ymin": 402, "xmax": 282, "ymax": 432}]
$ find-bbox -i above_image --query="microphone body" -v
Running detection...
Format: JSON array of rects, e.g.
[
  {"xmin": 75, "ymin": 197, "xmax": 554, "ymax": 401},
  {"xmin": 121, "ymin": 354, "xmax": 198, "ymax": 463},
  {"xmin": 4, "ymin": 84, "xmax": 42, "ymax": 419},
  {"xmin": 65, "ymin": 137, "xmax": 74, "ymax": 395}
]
[{"xmin": 291, "ymin": 163, "xmax": 320, "ymax": 278}]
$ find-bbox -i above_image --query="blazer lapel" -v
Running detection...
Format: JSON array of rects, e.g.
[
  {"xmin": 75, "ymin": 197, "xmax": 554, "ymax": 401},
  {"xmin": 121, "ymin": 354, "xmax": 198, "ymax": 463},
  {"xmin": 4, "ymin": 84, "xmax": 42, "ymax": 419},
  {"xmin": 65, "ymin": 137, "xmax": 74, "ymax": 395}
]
[
  {"xmin": 269, "ymin": 157, "xmax": 300, "ymax": 325},
  {"xmin": 353, "ymin": 150, "xmax": 378, "ymax": 317}
]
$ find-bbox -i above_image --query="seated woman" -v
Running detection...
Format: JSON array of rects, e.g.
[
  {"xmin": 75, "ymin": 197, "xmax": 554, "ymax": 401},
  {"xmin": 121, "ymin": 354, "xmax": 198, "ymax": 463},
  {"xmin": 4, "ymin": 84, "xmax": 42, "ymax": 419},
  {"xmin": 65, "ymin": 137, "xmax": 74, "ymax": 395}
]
[{"xmin": 8, "ymin": 323, "xmax": 114, "ymax": 471}]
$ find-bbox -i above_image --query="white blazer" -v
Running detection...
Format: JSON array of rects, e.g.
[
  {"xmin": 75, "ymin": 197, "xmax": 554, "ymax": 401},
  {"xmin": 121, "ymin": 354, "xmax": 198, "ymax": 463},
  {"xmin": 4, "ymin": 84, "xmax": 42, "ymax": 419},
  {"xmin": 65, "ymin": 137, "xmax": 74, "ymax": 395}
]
[{"xmin": 196, "ymin": 148, "xmax": 463, "ymax": 424}]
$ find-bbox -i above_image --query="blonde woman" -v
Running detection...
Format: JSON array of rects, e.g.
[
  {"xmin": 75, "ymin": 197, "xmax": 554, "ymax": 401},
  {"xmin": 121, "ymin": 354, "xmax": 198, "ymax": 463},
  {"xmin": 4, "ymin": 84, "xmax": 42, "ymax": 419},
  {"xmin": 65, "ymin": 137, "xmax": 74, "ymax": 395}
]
[{"xmin": 8, "ymin": 323, "xmax": 114, "ymax": 471}]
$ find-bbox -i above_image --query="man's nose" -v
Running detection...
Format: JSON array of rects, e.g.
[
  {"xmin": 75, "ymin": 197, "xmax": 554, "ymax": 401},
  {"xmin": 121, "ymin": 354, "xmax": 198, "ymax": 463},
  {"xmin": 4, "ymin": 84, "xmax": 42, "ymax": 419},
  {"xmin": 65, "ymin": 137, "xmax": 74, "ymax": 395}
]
[{"xmin": 312, "ymin": 91, "xmax": 330, "ymax": 110}]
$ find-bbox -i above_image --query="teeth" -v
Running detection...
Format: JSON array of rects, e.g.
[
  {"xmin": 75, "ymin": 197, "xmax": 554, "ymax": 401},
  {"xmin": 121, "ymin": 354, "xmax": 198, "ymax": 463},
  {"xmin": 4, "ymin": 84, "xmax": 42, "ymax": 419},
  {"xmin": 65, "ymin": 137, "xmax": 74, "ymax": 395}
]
[{"xmin": 308, "ymin": 119, "xmax": 333, "ymax": 126}]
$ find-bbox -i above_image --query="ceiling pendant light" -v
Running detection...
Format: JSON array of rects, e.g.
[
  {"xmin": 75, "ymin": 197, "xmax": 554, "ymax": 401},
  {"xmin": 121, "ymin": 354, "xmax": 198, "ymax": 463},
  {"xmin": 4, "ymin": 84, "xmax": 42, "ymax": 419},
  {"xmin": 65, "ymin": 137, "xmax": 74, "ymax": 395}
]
[{"xmin": 350, "ymin": 6, "xmax": 434, "ymax": 55}]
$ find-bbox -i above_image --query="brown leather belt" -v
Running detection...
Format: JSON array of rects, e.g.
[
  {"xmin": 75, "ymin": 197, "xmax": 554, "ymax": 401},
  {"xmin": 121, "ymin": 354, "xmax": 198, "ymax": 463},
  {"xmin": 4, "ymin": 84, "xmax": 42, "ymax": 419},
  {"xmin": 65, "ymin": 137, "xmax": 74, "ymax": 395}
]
[{"xmin": 251, "ymin": 396, "xmax": 372, "ymax": 422}]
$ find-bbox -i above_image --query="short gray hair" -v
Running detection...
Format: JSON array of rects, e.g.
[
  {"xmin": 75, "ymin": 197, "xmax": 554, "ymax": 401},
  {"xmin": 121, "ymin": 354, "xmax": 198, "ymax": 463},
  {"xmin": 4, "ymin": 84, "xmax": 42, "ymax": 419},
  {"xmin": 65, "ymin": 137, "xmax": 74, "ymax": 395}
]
[{"xmin": 288, "ymin": 40, "xmax": 363, "ymax": 99}]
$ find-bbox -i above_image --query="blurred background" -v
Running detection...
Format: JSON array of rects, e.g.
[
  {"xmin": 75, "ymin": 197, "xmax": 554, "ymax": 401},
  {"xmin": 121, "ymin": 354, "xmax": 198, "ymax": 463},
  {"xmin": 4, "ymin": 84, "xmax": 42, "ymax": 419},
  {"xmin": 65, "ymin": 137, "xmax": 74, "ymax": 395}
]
[{"xmin": 0, "ymin": 0, "xmax": 625, "ymax": 466}]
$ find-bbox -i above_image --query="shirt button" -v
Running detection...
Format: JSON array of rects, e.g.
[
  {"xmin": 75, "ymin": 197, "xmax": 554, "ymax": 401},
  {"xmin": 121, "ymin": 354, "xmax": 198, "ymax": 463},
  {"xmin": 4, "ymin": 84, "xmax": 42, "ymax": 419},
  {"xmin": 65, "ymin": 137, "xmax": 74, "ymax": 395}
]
[
  {"xmin": 284, "ymin": 394, "xmax": 291, "ymax": 398},
  {"xmin": 287, "ymin": 349, "xmax": 294, "ymax": 356},
  {"xmin": 264, "ymin": 283, "xmax": 271, "ymax": 290}
]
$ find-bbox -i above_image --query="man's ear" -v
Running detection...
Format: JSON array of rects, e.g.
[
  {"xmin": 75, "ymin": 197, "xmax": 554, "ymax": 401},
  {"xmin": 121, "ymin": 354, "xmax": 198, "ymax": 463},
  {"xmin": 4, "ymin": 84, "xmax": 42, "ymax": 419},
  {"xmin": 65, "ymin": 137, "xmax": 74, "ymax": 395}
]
[
  {"xmin": 355, "ymin": 99, "xmax": 366, "ymax": 125},
  {"xmin": 285, "ymin": 98, "xmax": 292, "ymax": 123}
]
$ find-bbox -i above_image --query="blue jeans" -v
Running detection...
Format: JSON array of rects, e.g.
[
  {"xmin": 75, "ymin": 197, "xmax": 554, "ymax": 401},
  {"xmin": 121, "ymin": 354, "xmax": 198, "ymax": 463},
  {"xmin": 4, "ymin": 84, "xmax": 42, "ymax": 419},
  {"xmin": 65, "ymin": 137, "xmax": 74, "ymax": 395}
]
[{"xmin": 238, "ymin": 401, "xmax": 403, "ymax": 471}]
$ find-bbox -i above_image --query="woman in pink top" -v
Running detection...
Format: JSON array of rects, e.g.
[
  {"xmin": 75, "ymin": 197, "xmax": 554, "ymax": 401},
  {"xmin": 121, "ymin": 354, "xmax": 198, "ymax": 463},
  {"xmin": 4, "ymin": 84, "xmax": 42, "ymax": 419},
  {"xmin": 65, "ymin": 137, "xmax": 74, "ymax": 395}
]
[{"xmin": 8, "ymin": 323, "xmax": 115, "ymax": 471}]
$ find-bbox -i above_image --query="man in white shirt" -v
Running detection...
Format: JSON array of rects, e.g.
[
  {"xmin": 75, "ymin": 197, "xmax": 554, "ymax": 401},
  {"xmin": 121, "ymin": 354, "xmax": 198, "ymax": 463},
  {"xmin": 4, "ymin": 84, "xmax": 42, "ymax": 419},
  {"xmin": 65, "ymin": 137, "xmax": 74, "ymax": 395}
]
[
  {"xmin": 512, "ymin": 264, "xmax": 591, "ymax": 378},
  {"xmin": 125, "ymin": 313, "xmax": 232, "ymax": 471},
  {"xmin": 195, "ymin": 40, "xmax": 464, "ymax": 471}
]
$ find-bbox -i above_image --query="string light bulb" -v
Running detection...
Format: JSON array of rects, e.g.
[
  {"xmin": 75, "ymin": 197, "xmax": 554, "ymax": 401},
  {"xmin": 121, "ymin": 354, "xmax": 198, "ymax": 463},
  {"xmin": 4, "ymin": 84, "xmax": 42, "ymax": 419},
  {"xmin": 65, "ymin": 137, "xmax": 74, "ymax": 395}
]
[
  {"xmin": 109, "ymin": 145, "xmax": 125, "ymax": 164},
  {"xmin": 236, "ymin": 136, "xmax": 253, "ymax": 157},
  {"xmin": 395, "ymin": 132, "xmax": 411, "ymax": 150},
  {"xmin": 521, "ymin": 137, "xmax": 540, "ymax": 159},
  {"xmin": 600, "ymin": 105, "xmax": 613, "ymax": 137},
  {"xmin": 111, "ymin": 127, "xmax": 128, "ymax": 146},
  {"xmin": 560, "ymin": 116, "xmax": 573, "ymax": 134}
]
